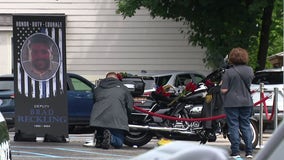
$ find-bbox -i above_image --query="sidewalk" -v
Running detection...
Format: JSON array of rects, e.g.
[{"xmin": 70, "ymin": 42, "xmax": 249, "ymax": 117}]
[
  {"xmin": 207, "ymin": 131, "xmax": 272, "ymax": 159},
  {"xmin": 8, "ymin": 130, "xmax": 273, "ymax": 160}
]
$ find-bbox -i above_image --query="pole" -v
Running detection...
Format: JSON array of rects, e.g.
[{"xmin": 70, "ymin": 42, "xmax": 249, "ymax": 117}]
[
  {"xmin": 274, "ymin": 88, "xmax": 279, "ymax": 129},
  {"xmin": 257, "ymin": 83, "xmax": 264, "ymax": 148}
]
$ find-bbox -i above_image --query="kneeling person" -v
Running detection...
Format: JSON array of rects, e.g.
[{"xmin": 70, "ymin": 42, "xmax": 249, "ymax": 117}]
[{"xmin": 89, "ymin": 72, "xmax": 133, "ymax": 149}]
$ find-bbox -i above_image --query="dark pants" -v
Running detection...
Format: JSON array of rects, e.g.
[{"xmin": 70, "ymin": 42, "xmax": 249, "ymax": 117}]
[
  {"xmin": 95, "ymin": 127, "xmax": 125, "ymax": 148},
  {"xmin": 224, "ymin": 106, "xmax": 253, "ymax": 155}
]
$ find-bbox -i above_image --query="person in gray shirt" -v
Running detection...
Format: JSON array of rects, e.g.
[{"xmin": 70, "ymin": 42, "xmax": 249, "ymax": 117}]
[{"xmin": 221, "ymin": 47, "xmax": 254, "ymax": 159}]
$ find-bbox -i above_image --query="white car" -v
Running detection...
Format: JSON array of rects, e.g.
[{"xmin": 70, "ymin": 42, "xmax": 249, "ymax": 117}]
[
  {"xmin": 152, "ymin": 71, "xmax": 205, "ymax": 94},
  {"xmin": 250, "ymin": 68, "xmax": 283, "ymax": 129}
]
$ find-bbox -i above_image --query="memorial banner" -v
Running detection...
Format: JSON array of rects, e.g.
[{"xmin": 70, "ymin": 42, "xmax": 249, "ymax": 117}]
[{"xmin": 13, "ymin": 15, "xmax": 68, "ymax": 141}]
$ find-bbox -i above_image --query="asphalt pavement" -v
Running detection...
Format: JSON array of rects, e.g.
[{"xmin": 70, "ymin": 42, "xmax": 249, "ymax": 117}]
[{"xmin": 9, "ymin": 131, "xmax": 273, "ymax": 160}]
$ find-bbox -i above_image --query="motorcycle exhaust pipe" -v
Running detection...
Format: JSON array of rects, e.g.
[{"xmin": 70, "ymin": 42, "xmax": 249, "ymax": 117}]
[{"xmin": 129, "ymin": 124, "xmax": 197, "ymax": 134}]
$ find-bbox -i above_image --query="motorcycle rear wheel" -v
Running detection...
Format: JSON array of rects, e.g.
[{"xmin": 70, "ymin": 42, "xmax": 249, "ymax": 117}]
[
  {"xmin": 240, "ymin": 120, "xmax": 259, "ymax": 150},
  {"xmin": 124, "ymin": 131, "xmax": 153, "ymax": 147},
  {"xmin": 227, "ymin": 120, "xmax": 259, "ymax": 150}
]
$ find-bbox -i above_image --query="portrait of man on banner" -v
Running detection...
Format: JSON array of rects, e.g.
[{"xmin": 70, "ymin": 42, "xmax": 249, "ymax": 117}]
[{"xmin": 21, "ymin": 33, "xmax": 61, "ymax": 81}]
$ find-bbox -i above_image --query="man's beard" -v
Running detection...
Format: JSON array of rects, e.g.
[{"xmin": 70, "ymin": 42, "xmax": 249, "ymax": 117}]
[{"xmin": 32, "ymin": 59, "xmax": 50, "ymax": 72}]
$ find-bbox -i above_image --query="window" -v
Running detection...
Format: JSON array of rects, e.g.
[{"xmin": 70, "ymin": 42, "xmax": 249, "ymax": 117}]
[
  {"xmin": 71, "ymin": 77, "xmax": 92, "ymax": 91},
  {"xmin": 174, "ymin": 74, "xmax": 192, "ymax": 87},
  {"xmin": 0, "ymin": 78, "xmax": 14, "ymax": 91},
  {"xmin": 193, "ymin": 74, "xmax": 205, "ymax": 83},
  {"xmin": 155, "ymin": 75, "xmax": 171, "ymax": 86}
]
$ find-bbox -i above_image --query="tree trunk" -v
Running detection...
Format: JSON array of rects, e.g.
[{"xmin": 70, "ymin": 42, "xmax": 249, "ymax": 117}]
[{"xmin": 256, "ymin": 0, "xmax": 275, "ymax": 71}]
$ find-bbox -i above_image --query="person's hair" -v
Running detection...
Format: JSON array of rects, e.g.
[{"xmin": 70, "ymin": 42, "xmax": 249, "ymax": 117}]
[
  {"xmin": 27, "ymin": 34, "xmax": 54, "ymax": 61},
  {"xmin": 106, "ymin": 72, "xmax": 118, "ymax": 79},
  {"xmin": 28, "ymin": 34, "xmax": 53, "ymax": 50},
  {"xmin": 228, "ymin": 47, "xmax": 249, "ymax": 65}
]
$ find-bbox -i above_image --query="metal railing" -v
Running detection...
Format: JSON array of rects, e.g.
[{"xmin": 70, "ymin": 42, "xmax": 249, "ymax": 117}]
[{"xmin": 257, "ymin": 83, "xmax": 280, "ymax": 149}]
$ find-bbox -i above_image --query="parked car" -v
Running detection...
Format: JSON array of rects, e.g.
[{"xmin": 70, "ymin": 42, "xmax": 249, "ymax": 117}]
[
  {"xmin": 0, "ymin": 111, "xmax": 12, "ymax": 160},
  {"xmin": 0, "ymin": 73, "xmax": 95, "ymax": 132},
  {"xmin": 152, "ymin": 71, "xmax": 205, "ymax": 94},
  {"xmin": 250, "ymin": 68, "xmax": 283, "ymax": 129}
]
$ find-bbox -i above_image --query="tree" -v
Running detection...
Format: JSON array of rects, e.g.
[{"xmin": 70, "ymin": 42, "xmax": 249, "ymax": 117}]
[
  {"xmin": 261, "ymin": 0, "xmax": 283, "ymax": 69},
  {"xmin": 115, "ymin": 0, "xmax": 283, "ymax": 70}
]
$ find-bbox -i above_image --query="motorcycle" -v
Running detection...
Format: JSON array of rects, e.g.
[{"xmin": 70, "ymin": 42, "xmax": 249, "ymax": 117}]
[{"xmin": 124, "ymin": 68, "xmax": 259, "ymax": 149}]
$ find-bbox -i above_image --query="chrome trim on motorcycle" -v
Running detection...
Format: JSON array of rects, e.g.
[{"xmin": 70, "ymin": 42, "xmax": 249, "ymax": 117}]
[{"xmin": 129, "ymin": 124, "xmax": 202, "ymax": 135}]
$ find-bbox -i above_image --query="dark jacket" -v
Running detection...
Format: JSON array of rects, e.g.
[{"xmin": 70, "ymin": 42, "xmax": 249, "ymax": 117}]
[{"xmin": 90, "ymin": 77, "xmax": 134, "ymax": 131}]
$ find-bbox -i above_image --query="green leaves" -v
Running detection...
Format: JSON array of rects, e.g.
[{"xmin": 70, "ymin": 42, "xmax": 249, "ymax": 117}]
[
  {"xmin": 115, "ymin": 0, "xmax": 283, "ymax": 70},
  {"xmin": 115, "ymin": 0, "xmax": 141, "ymax": 17},
  {"xmin": 0, "ymin": 122, "xmax": 9, "ymax": 143}
]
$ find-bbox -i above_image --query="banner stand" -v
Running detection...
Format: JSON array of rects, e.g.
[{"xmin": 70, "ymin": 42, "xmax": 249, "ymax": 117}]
[
  {"xmin": 14, "ymin": 130, "xmax": 68, "ymax": 143},
  {"xmin": 13, "ymin": 15, "xmax": 68, "ymax": 142}
]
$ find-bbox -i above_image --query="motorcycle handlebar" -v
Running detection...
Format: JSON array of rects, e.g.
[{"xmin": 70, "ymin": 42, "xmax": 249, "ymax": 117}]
[{"xmin": 200, "ymin": 65, "xmax": 230, "ymax": 84}]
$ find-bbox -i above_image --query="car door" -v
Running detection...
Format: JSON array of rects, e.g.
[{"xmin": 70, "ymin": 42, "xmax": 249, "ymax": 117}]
[
  {"xmin": 67, "ymin": 74, "xmax": 94, "ymax": 126},
  {"xmin": 0, "ymin": 76, "xmax": 15, "ymax": 128}
]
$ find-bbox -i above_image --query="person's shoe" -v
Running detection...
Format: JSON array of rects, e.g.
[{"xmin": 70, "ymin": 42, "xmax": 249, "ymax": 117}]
[
  {"xmin": 95, "ymin": 139, "xmax": 102, "ymax": 148},
  {"xmin": 230, "ymin": 154, "xmax": 241, "ymax": 159},
  {"xmin": 101, "ymin": 129, "xmax": 111, "ymax": 149},
  {"xmin": 246, "ymin": 154, "xmax": 253, "ymax": 159},
  {"xmin": 83, "ymin": 140, "xmax": 96, "ymax": 147}
]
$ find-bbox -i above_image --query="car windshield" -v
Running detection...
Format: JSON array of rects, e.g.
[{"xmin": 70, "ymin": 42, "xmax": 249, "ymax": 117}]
[
  {"xmin": 0, "ymin": 78, "xmax": 14, "ymax": 91},
  {"xmin": 193, "ymin": 73, "xmax": 205, "ymax": 84},
  {"xmin": 155, "ymin": 75, "xmax": 171, "ymax": 86},
  {"xmin": 252, "ymin": 71, "xmax": 283, "ymax": 84}
]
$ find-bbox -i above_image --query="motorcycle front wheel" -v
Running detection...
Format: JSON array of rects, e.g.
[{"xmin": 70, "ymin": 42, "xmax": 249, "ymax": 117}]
[{"xmin": 124, "ymin": 131, "xmax": 153, "ymax": 147}]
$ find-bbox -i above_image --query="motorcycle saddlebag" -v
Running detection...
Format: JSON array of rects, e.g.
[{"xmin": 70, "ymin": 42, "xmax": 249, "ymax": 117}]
[{"xmin": 122, "ymin": 77, "xmax": 145, "ymax": 97}]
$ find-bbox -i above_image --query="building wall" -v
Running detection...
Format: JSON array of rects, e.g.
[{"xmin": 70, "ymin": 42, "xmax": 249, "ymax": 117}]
[
  {"xmin": 0, "ymin": 0, "xmax": 210, "ymax": 82},
  {"xmin": 0, "ymin": 14, "xmax": 12, "ymax": 74},
  {"xmin": 0, "ymin": 31, "xmax": 12, "ymax": 74}
]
